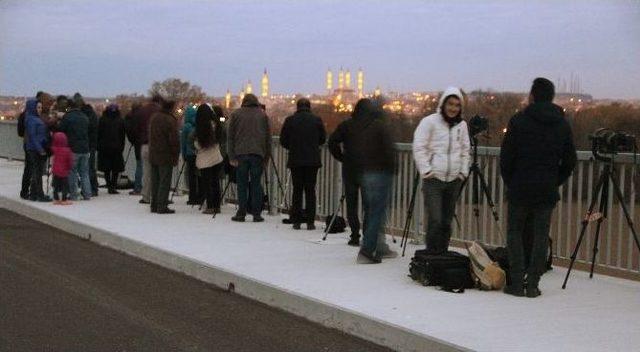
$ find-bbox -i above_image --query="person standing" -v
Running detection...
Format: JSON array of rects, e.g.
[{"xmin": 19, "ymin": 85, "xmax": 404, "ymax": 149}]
[
  {"xmin": 58, "ymin": 98, "xmax": 91, "ymax": 200},
  {"xmin": 97, "ymin": 104, "xmax": 126, "ymax": 194},
  {"xmin": 136, "ymin": 95, "xmax": 162, "ymax": 204},
  {"xmin": 148, "ymin": 99, "xmax": 180, "ymax": 214},
  {"xmin": 500, "ymin": 78, "xmax": 576, "ymax": 298},
  {"xmin": 412, "ymin": 87, "xmax": 471, "ymax": 254},
  {"xmin": 181, "ymin": 105, "xmax": 199, "ymax": 205},
  {"xmin": 227, "ymin": 94, "xmax": 271, "ymax": 222},
  {"xmin": 24, "ymin": 98, "xmax": 51, "ymax": 202},
  {"xmin": 280, "ymin": 98, "xmax": 326, "ymax": 230},
  {"xmin": 193, "ymin": 104, "xmax": 224, "ymax": 214},
  {"xmin": 73, "ymin": 93, "xmax": 99, "ymax": 196},
  {"xmin": 50, "ymin": 132, "xmax": 74, "ymax": 205}
]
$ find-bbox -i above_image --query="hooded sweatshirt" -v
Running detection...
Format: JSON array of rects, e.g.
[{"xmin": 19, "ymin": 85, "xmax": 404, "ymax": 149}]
[
  {"xmin": 180, "ymin": 106, "xmax": 197, "ymax": 157},
  {"xmin": 25, "ymin": 99, "xmax": 49, "ymax": 154},
  {"xmin": 500, "ymin": 101, "xmax": 577, "ymax": 206},
  {"xmin": 412, "ymin": 87, "xmax": 471, "ymax": 182},
  {"xmin": 51, "ymin": 132, "xmax": 74, "ymax": 178},
  {"xmin": 227, "ymin": 94, "xmax": 271, "ymax": 160}
]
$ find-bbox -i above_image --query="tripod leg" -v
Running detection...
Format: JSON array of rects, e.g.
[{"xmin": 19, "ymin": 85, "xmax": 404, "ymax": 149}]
[
  {"xmin": 322, "ymin": 195, "xmax": 345, "ymax": 241},
  {"xmin": 476, "ymin": 168, "xmax": 506, "ymax": 243},
  {"xmin": 610, "ymin": 174, "xmax": 640, "ymax": 252},
  {"xmin": 401, "ymin": 173, "xmax": 420, "ymax": 256},
  {"xmin": 562, "ymin": 171, "xmax": 606, "ymax": 289}
]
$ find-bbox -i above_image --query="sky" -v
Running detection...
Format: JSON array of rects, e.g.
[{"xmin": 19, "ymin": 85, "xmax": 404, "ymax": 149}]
[{"xmin": 1, "ymin": 0, "xmax": 639, "ymax": 99}]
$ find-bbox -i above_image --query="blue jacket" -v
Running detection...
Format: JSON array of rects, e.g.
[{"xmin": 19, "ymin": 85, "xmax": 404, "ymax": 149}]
[
  {"xmin": 58, "ymin": 109, "xmax": 90, "ymax": 154},
  {"xmin": 180, "ymin": 106, "xmax": 196, "ymax": 157},
  {"xmin": 25, "ymin": 99, "xmax": 49, "ymax": 154}
]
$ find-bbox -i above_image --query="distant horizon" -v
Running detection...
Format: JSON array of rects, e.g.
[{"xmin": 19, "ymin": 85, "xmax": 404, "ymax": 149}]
[{"xmin": 1, "ymin": 1, "xmax": 638, "ymax": 100}]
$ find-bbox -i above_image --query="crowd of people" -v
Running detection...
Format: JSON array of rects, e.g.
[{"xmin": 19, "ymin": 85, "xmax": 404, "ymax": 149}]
[{"xmin": 16, "ymin": 77, "xmax": 576, "ymax": 297}]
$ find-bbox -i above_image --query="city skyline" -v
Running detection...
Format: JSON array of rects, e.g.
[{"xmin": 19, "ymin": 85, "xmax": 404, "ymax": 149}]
[{"xmin": 1, "ymin": 0, "xmax": 639, "ymax": 99}]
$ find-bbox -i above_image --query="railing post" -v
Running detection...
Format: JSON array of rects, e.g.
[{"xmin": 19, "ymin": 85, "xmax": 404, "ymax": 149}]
[{"xmin": 269, "ymin": 141, "xmax": 278, "ymax": 215}]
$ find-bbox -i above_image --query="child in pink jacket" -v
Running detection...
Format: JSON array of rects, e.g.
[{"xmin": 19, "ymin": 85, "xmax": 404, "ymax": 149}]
[{"xmin": 51, "ymin": 132, "xmax": 74, "ymax": 205}]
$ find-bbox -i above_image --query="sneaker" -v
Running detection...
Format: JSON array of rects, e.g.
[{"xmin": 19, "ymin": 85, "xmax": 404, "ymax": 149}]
[
  {"xmin": 156, "ymin": 208, "xmax": 175, "ymax": 214},
  {"xmin": 253, "ymin": 215, "xmax": 264, "ymax": 222},
  {"xmin": 293, "ymin": 223, "xmax": 301, "ymax": 230},
  {"xmin": 347, "ymin": 237, "xmax": 360, "ymax": 247},
  {"xmin": 108, "ymin": 189, "xmax": 119, "ymax": 194},
  {"xmin": 139, "ymin": 199, "xmax": 150, "ymax": 204},
  {"xmin": 232, "ymin": 214, "xmax": 246, "ymax": 222},
  {"xmin": 129, "ymin": 190, "xmax": 141, "ymax": 196},
  {"xmin": 356, "ymin": 249, "xmax": 381, "ymax": 264},
  {"xmin": 202, "ymin": 208, "xmax": 216, "ymax": 215},
  {"xmin": 504, "ymin": 285, "xmax": 525, "ymax": 297},
  {"xmin": 307, "ymin": 223, "xmax": 316, "ymax": 230}
]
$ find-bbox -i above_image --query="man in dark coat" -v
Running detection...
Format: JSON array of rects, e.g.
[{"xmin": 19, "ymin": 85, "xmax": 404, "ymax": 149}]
[
  {"xmin": 136, "ymin": 95, "xmax": 162, "ymax": 204},
  {"xmin": 280, "ymin": 98, "xmax": 327, "ymax": 230},
  {"xmin": 124, "ymin": 102, "xmax": 143, "ymax": 195},
  {"xmin": 73, "ymin": 93, "xmax": 99, "ymax": 196},
  {"xmin": 500, "ymin": 77, "xmax": 577, "ymax": 298},
  {"xmin": 58, "ymin": 99, "xmax": 91, "ymax": 200},
  {"xmin": 227, "ymin": 94, "xmax": 271, "ymax": 222},
  {"xmin": 97, "ymin": 104, "xmax": 126, "ymax": 194},
  {"xmin": 148, "ymin": 100, "xmax": 180, "ymax": 214}
]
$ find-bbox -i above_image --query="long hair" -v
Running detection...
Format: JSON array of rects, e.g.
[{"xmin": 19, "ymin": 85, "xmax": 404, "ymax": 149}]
[
  {"xmin": 195, "ymin": 104, "xmax": 215, "ymax": 149},
  {"xmin": 211, "ymin": 105, "xmax": 224, "ymax": 144}
]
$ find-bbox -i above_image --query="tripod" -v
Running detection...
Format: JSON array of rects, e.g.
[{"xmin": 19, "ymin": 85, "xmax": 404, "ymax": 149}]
[
  {"xmin": 454, "ymin": 135, "xmax": 504, "ymax": 242},
  {"xmin": 170, "ymin": 161, "xmax": 186, "ymax": 202},
  {"xmin": 562, "ymin": 157, "xmax": 640, "ymax": 289},
  {"xmin": 400, "ymin": 172, "xmax": 420, "ymax": 257},
  {"xmin": 323, "ymin": 194, "xmax": 346, "ymax": 241}
]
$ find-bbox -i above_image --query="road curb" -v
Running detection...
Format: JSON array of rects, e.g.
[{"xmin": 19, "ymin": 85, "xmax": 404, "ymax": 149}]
[{"xmin": 1, "ymin": 196, "xmax": 469, "ymax": 352}]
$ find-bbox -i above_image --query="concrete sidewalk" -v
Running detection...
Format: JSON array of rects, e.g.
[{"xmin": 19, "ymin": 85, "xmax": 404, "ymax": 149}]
[{"xmin": 1, "ymin": 159, "xmax": 639, "ymax": 352}]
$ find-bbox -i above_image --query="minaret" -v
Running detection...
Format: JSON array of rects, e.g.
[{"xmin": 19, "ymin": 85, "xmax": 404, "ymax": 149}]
[
  {"xmin": 374, "ymin": 86, "xmax": 381, "ymax": 97},
  {"xmin": 261, "ymin": 69, "xmax": 269, "ymax": 98},
  {"xmin": 239, "ymin": 87, "xmax": 245, "ymax": 102},
  {"xmin": 357, "ymin": 68, "xmax": 364, "ymax": 98},
  {"xmin": 225, "ymin": 89, "xmax": 231, "ymax": 109},
  {"xmin": 338, "ymin": 67, "xmax": 344, "ymax": 89},
  {"xmin": 345, "ymin": 70, "xmax": 351, "ymax": 89},
  {"xmin": 246, "ymin": 80, "xmax": 253, "ymax": 95},
  {"xmin": 326, "ymin": 68, "xmax": 333, "ymax": 92}
]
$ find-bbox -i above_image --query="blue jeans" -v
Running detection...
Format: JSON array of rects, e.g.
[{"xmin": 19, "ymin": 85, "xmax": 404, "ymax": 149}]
[
  {"xmin": 69, "ymin": 152, "xmax": 91, "ymax": 200},
  {"xmin": 360, "ymin": 171, "xmax": 393, "ymax": 254},
  {"xmin": 235, "ymin": 154, "xmax": 264, "ymax": 216},
  {"xmin": 134, "ymin": 157, "xmax": 143, "ymax": 192}
]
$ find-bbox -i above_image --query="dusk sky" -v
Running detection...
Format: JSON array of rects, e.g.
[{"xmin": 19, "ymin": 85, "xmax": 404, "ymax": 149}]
[{"xmin": 1, "ymin": 0, "xmax": 638, "ymax": 99}]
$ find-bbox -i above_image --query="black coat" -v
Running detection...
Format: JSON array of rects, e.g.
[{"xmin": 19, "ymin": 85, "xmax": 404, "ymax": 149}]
[
  {"xmin": 329, "ymin": 114, "xmax": 395, "ymax": 174},
  {"xmin": 58, "ymin": 109, "xmax": 90, "ymax": 154},
  {"xmin": 81, "ymin": 105, "xmax": 99, "ymax": 151},
  {"xmin": 280, "ymin": 109, "xmax": 326, "ymax": 168},
  {"xmin": 500, "ymin": 102, "xmax": 577, "ymax": 206},
  {"xmin": 97, "ymin": 115, "xmax": 126, "ymax": 172}
]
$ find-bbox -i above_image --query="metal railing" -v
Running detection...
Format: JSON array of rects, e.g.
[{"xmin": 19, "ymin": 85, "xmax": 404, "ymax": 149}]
[{"xmin": 2, "ymin": 120, "xmax": 638, "ymax": 277}]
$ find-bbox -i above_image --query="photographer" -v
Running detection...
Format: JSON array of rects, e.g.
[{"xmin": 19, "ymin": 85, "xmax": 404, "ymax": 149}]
[
  {"xmin": 500, "ymin": 78, "xmax": 576, "ymax": 298},
  {"xmin": 412, "ymin": 87, "xmax": 470, "ymax": 254}
]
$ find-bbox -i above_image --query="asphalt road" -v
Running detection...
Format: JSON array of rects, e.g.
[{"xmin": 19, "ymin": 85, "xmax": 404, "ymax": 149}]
[{"xmin": 0, "ymin": 208, "xmax": 393, "ymax": 352}]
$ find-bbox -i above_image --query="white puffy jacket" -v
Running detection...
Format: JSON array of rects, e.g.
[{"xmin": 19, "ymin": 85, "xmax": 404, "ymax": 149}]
[{"xmin": 412, "ymin": 87, "xmax": 471, "ymax": 182}]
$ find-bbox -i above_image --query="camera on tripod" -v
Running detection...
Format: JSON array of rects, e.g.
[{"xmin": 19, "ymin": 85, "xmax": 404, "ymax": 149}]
[
  {"xmin": 468, "ymin": 114, "xmax": 488, "ymax": 137},
  {"xmin": 589, "ymin": 128, "xmax": 636, "ymax": 161}
]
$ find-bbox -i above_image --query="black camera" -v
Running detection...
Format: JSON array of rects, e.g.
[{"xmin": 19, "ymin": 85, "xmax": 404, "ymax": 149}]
[
  {"xmin": 589, "ymin": 128, "xmax": 636, "ymax": 156},
  {"xmin": 469, "ymin": 114, "xmax": 488, "ymax": 137}
]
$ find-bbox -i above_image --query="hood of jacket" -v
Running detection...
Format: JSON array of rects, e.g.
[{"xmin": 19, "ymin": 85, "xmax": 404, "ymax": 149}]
[
  {"xmin": 436, "ymin": 86, "xmax": 464, "ymax": 126},
  {"xmin": 25, "ymin": 99, "xmax": 39, "ymax": 117},
  {"xmin": 52, "ymin": 132, "xmax": 69, "ymax": 148},
  {"xmin": 524, "ymin": 101, "xmax": 564, "ymax": 125},
  {"xmin": 241, "ymin": 94, "xmax": 260, "ymax": 107},
  {"xmin": 184, "ymin": 105, "xmax": 196, "ymax": 126}
]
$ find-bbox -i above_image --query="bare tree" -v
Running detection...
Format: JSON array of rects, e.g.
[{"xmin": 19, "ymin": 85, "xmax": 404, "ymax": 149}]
[{"xmin": 148, "ymin": 78, "xmax": 206, "ymax": 104}]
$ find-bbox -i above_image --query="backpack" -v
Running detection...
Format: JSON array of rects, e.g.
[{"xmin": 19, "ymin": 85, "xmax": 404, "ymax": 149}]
[
  {"xmin": 409, "ymin": 250, "xmax": 475, "ymax": 293},
  {"xmin": 17, "ymin": 111, "xmax": 26, "ymax": 137},
  {"xmin": 325, "ymin": 214, "xmax": 346, "ymax": 233},
  {"xmin": 466, "ymin": 241, "xmax": 506, "ymax": 290}
]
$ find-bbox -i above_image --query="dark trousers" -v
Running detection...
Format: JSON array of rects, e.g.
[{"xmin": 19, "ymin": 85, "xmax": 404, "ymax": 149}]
[
  {"xmin": 89, "ymin": 150, "xmax": 98, "ymax": 195},
  {"xmin": 27, "ymin": 151, "xmax": 46, "ymax": 200},
  {"xmin": 423, "ymin": 178, "xmax": 462, "ymax": 253},
  {"xmin": 236, "ymin": 154, "xmax": 264, "ymax": 217},
  {"xmin": 20, "ymin": 144, "xmax": 32, "ymax": 198},
  {"xmin": 185, "ymin": 155, "xmax": 199, "ymax": 203},
  {"xmin": 52, "ymin": 176, "xmax": 69, "ymax": 201},
  {"xmin": 200, "ymin": 163, "xmax": 222, "ymax": 210},
  {"xmin": 290, "ymin": 166, "xmax": 319, "ymax": 224},
  {"xmin": 360, "ymin": 171, "xmax": 393, "ymax": 254},
  {"xmin": 343, "ymin": 168, "xmax": 362, "ymax": 237},
  {"xmin": 150, "ymin": 164, "xmax": 173, "ymax": 211},
  {"xmin": 507, "ymin": 203, "xmax": 554, "ymax": 289},
  {"xmin": 103, "ymin": 170, "xmax": 120, "ymax": 191}
]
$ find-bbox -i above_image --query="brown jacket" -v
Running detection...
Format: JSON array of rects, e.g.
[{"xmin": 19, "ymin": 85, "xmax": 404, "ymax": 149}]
[{"xmin": 149, "ymin": 111, "xmax": 179, "ymax": 166}]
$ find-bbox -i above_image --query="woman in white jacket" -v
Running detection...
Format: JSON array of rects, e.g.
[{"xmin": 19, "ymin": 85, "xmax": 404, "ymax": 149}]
[
  {"xmin": 412, "ymin": 87, "xmax": 471, "ymax": 253},
  {"xmin": 194, "ymin": 104, "xmax": 224, "ymax": 214}
]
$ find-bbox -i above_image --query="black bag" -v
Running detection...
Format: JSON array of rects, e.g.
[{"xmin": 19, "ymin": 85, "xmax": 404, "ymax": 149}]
[
  {"xmin": 325, "ymin": 214, "xmax": 346, "ymax": 233},
  {"xmin": 409, "ymin": 250, "xmax": 475, "ymax": 293}
]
